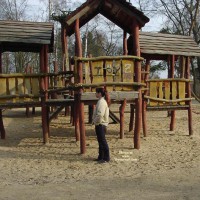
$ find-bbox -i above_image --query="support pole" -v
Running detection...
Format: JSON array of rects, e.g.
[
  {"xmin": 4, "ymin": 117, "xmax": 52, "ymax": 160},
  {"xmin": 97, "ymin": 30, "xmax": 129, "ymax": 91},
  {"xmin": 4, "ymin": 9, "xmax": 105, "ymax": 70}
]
[
  {"xmin": 123, "ymin": 31, "xmax": 128, "ymax": 55},
  {"xmin": 40, "ymin": 45, "xmax": 49, "ymax": 144},
  {"xmin": 119, "ymin": 99, "xmax": 127, "ymax": 139},
  {"xmin": 25, "ymin": 66, "xmax": 30, "ymax": 117},
  {"xmin": 75, "ymin": 19, "xmax": 86, "ymax": 154},
  {"xmin": 61, "ymin": 25, "xmax": 68, "ymax": 72},
  {"xmin": 142, "ymin": 59, "xmax": 150, "ymax": 137},
  {"xmin": 129, "ymin": 104, "xmax": 135, "ymax": 132},
  {"xmin": 0, "ymin": 50, "xmax": 5, "ymax": 139},
  {"xmin": 170, "ymin": 55, "xmax": 176, "ymax": 131},
  {"xmin": 180, "ymin": 56, "xmax": 186, "ymax": 79},
  {"xmin": 186, "ymin": 57, "xmax": 193, "ymax": 135},
  {"xmin": 132, "ymin": 19, "xmax": 142, "ymax": 149}
]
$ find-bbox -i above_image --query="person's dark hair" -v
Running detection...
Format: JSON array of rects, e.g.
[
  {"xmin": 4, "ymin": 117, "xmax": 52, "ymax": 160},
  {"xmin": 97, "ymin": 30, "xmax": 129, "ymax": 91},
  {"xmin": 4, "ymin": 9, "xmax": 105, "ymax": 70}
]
[{"xmin": 96, "ymin": 87, "xmax": 106, "ymax": 97}]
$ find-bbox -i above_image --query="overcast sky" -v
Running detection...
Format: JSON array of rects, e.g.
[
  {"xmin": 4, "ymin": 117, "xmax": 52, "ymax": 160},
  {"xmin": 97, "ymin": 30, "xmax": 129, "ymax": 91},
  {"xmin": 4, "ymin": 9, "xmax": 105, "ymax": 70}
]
[{"xmin": 27, "ymin": 0, "xmax": 163, "ymax": 32}]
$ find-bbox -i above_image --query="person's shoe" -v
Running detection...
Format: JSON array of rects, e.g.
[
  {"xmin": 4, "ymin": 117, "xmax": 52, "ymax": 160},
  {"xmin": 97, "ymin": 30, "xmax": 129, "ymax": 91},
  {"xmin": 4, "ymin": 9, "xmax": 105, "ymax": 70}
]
[
  {"xmin": 93, "ymin": 158, "xmax": 102, "ymax": 161},
  {"xmin": 98, "ymin": 159, "xmax": 109, "ymax": 164}
]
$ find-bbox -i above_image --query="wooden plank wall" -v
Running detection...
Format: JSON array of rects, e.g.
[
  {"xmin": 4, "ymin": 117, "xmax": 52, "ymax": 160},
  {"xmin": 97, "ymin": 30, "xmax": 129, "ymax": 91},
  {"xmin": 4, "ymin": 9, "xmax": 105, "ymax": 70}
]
[
  {"xmin": 148, "ymin": 79, "xmax": 188, "ymax": 106},
  {"xmin": 81, "ymin": 58, "xmax": 136, "ymax": 91}
]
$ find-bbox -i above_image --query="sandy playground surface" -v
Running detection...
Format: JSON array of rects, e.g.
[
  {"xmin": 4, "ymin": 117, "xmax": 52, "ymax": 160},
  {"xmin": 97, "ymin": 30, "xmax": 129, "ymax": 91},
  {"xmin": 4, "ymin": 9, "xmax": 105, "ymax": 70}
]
[{"xmin": 0, "ymin": 102, "xmax": 200, "ymax": 200}]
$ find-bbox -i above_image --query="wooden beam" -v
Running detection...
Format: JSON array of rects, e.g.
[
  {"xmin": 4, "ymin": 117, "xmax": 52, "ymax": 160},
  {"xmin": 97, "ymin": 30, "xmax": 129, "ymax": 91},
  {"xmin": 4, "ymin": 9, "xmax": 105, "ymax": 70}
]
[
  {"xmin": 132, "ymin": 19, "xmax": 142, "ymax": 149},
  {"xmin": 75, "ymin": 19, "xmax": 86, "ymax": 154},
  {"xmin": 0, "ymin": 51, "xmax": 5, "ymax": 139},
  {"xmin": 119, "ymin": 99, "xmax": 127, "ymax": 139},
  {"xmin": 186, "ymin": 57, "xmax": 193, "ymax": 135},
  {"xmin": 123, "ymin": 31, "xmax": 128, "ymax": 55},
  {"xmin": 142, "ymin": 59, "xmax": 150, "ymax": 137},
  {"xmin": 67, "ymin": 6, "xmax": 90, "ymax": 26},
  {"xmin": 170, "ymin": 55, "xmax": 176, "ymax": 131},
  {"xmin": 40, "ymin": 45, "xmax": 49, "ymax": 144},
  {"xmin": 75, "ymin": 55, "xmax": 143, "ymax": 62}
]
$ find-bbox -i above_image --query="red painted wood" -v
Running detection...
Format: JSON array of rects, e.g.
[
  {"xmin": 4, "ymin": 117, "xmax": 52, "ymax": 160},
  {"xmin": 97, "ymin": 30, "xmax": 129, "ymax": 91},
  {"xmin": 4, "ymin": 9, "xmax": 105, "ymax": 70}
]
[
  {"xmin": 142, "ymin": 59, "xmax": 150, "ymax": 137},
  {"xmin": 0, "ymin": 51, "xmax": 5, "ymax": 139},
  {"xmin": 123, "ymin": 31, "xmax": 128, "ymax": 55},
  {"xmin": 40, "ymin": 45, "xmax": 49, "ymax": 144},
  {"xmin": 186, "ymin": 57, "xmax": 193, "ymax": 135},
  {"xmin": 129, "ymin": 104, "xmax": 134, "ymax": 132},
  {"xmin": 61, "ymin": 27, "xmax": 67, "ymax": 71},
  {"xmin": 120, "ymin": 99, "xmax": 127, "ymax": 139},
  {"xmin": 75, "ymin": 19, "xmax": 86, "ymax": 154},
  {"xmin": 170, "ymin": 55, "xmax": 176, "ymax": 131},
  {"xmin": 132, "ymin": 20, "xmax": 142, "ymax": 149}
]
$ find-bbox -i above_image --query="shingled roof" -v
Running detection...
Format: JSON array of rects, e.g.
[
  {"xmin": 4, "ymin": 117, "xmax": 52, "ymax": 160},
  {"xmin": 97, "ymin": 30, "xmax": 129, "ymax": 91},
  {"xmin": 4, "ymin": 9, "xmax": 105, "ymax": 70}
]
[
  {"xmin": 60, "ymin": 0, "xmax": 149, "ymax": 36},
  {"xmin": 139, "ymin": 32, "xmax": 200, "ymax": 58},
  {"xmin": 127, "ymin": 32, "xmax": 200, "ymax": 59},
  {"xmin": 0, "ymin": 20, "xmax": 54, "ymax": 53}
]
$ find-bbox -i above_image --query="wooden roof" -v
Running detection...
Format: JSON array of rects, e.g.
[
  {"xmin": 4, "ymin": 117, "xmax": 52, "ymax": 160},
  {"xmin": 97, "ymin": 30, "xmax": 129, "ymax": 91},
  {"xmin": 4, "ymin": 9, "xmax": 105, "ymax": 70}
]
[
  {"xmin": 0, "ymin": 20, "xmax": 54, "ymax": 53},
  {"xmin": 139, "ymin": 32, "xmax": 200, "ymax": 59},
  {"xmin": 60, "ymin": 0, "xmax": 149, "ymax": 36}
]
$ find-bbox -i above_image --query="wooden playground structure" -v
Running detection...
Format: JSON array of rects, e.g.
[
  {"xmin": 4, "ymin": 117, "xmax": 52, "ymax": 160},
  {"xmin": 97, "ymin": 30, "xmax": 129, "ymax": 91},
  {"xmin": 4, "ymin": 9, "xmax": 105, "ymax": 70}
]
[{"xmin": 1, "ymin": 0, "xmax": 200, "ymax": 154}]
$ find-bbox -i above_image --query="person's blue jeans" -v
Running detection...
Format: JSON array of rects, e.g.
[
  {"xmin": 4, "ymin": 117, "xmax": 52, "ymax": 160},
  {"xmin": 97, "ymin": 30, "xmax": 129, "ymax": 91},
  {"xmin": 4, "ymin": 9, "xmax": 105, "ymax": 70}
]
[{"xmin": 95, "ymin": 124, "xmax": 110, "ymax": 161}]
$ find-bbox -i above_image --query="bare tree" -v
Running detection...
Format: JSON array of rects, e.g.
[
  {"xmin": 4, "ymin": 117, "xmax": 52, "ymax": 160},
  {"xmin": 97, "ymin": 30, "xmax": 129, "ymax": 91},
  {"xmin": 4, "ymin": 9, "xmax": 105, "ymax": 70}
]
[
  {"xmin": 0, "ymin": 0, "xmax": 28, "ymax": 20},
  {"xmin": 154, "ymin": 0, "xmax": 200, "ymax": 95}
]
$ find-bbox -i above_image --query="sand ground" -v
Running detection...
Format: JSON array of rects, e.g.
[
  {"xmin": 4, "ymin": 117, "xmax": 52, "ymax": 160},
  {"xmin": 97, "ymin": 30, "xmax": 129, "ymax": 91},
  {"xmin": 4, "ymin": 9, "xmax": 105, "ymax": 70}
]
[{"xmin": 0, "ymin": 103, "xmax": 200, "ymax": 200}]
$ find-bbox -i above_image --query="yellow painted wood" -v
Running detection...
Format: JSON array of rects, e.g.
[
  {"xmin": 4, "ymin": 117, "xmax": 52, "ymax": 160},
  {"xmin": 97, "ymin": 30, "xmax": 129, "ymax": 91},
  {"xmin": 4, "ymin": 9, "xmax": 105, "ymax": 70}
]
[
  {"xmin": 158, "ymin": 81, "xmax": 163, "ymax": 105},
  {"xmin": 84, "ymin": 61, "xmax": 90, "ymax": 83},
  {"xmin": 178, "ymin": 81, "xmax": 185, "ymax": 105},
  {"xmin": 9, "ymin": 78, "xmax": 16, "ymax": 96},
  {"xmin": 32, "ymin": 78, "xmax": 39, "ymax": 96},
  {"xmin": 113, "ymin": 60, "xmax": 122, "ymax": 91},
  {"xmin": 105, "ymin": 60, "xmax": 122, "ymax": 91},
  {"xmin": 17, "ymin": 77, "xmax": 24, "ymax": 95},
  {"xmin": 49, "ymin": 76, "xmax": 54, "ymax": 88},
  {"xmin": 0, "ymin": 78, "xmax": 7, "ymax": 103},
  {"xmin": 164, "ymin": 81, "xmax": 170, "ymax": 101},
  {"xmin": 149, "ymin": 81, "xmax": 158, "ymax": 106},
  {"xmin": 24, "ymin": 77, "xmax": 31, "ymax": 94},
  {"xmin": 75, "ymin": 55, "xmax": 143, "ymax": 62},
  {"xmin": 121, "ymin": 59, "xmax": 134, "ymax": 91},
  {"xmin": 57, "ymin": 76, "xmax": 63, "ymax": 87},
  {"xmin": 172, "ymin": 81, "xmax": 177, "ymax": 105},
  {"xmin": 91, "ymin": 60, "xmax": 104, "ymax": 85},
  {"xmin": 83, "ymin": 61, "xmax": 91, "ymax": 92},
  {"xmin": 0, "ymin": 78, "xmax": 7, "ymax": 96},
  {"xmin": 105, "ymin": 60, "xmax": 113, "ymax": 91}
]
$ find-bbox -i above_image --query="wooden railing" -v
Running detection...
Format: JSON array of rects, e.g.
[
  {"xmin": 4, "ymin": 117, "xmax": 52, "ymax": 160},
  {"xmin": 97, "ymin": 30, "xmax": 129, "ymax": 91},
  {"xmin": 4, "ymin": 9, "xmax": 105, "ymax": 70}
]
[
  {"xmin": 74, "ymin": 56, "xmax": 144, "ymax": 92},
  {"xmin": 0, "ymin": 72, "xmax": 70, "ymax": 104},
  {"xmin": 144, "ymin": 78, "xmax": 193, "ymax": 107}
]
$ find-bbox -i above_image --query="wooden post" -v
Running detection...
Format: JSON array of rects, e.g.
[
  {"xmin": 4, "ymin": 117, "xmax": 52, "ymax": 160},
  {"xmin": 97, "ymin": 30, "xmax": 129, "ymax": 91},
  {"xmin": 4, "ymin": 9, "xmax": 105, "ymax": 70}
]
[
  {"xmin": 119, "ymin": 99, "xmax": 127, "ymax": 139},
  {"xmin": 170, "ymin": 55, "xmax": 176, "ymax": 131},
  {"xmin": 61, "ymin": 25, "xmax": 68, "ymax": 72},
  {"xmin": 132, "ymin": 19, "xmax": 142, "ymax": 149},
  {"xmin": 88, "ymin": 54, "xmax": 93, "ymax": 124},
  {"xmin": 40, "ymin": 45, "xmax": 49, "ymax": 144},
  {"xmin": 123, "ymin": 31, "xmax": 128, "ymax": 55},
  {"xmin": 0, "ymin": 50, "xmax": 5, "ymax": 139},
  {"xmin": 185, "ymin": 57, "xmax": 193, "ymax": 135},
  {"xmin": 25, "ymin": 66, "xmax": 30, "ymax": 117},
  {"xmin": 30, "ymin": 66, "xmax": 36, "ymax": 115},
  {"xmin": 142, "ymin": 59, "xmax": 150, "ymax": 137},
  {"xmin": 180, "ymin": 56, "xmax": 186, "ymax": 78},
  {"xmin": 51, "ymin": 61, "xmax": 58, "ymax": 116},
  {"xmin": 129, "ymin": 104, "xmax": 135, "ymax": 132},
  {"xmin": 74, "ymin": 93, "xmax": 80, "ymax": 141},
  {"xmin": 75, "ymin": 19, "xmax": 86, "ymax": 154}
]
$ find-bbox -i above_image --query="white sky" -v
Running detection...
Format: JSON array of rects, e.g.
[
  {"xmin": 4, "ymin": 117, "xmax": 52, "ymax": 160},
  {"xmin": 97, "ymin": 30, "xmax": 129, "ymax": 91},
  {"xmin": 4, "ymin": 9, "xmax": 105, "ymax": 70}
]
[
  {"xmin": 27, "ymin": 0, "xmax": 167, "ymax": 77},
  {"xmin": 27, "ymin": 0, "xmax": 163, "ymax": 32}
]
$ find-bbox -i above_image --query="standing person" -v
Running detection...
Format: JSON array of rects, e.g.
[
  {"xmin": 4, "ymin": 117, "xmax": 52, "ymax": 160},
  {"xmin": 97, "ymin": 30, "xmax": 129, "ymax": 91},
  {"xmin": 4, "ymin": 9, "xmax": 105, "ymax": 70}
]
[{"xmin": 92, "ymin": 87, "xmax": 110, "ymax": 163}]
